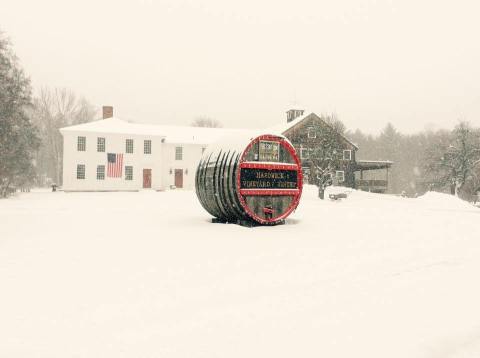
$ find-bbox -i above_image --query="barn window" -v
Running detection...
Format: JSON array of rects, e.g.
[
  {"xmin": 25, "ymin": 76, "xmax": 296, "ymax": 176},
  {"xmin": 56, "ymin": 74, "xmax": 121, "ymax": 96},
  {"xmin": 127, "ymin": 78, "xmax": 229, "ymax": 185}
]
[
  {"xmin": 96, "ymin": 165, "xmax": 105, "ymax": 180},
  {"xmin": 77, "ymin": 164, "xmax": 85, "ymax": 179},
  {"xmin": 300, "ymin": 147, "xmax": 309, "ymax": 159},
  {"xmin": 77, "ymin": 136, "xmax": 86, "ymax": 151},
  {"xmin": 125, "ymin": 166, "xmax": 133, "ymax": 180},
  {"xmin": 175, "ymin": 146, "xmax": 183, "ymax": 160},
  {"xmin": 202, "ymin": 147, "xmax": 206, "ymax": 154},
  {"xmin": 336, "ymin": 170, "xmax": 345, "ymax": 183},
  {"xmin": 97, "ymin": 137, "xmax": 105, "ymax": 152},
  {"xmin": 126, "ymin": 139, "xmax": 134, "ymax": 153},
  {"xmin": 307, "ymin": 128, "xmax": 316, "ymax": 138},
  {"xmin": 343, "ymin": 150, "xmax": 352, "ymax": 161},
  {"xmin": 144, "ymin": 140, "xmax": 152, "ymax": 154},
  {"xmin": 302, "ymin": 167, "xmax": 310, "ymax": 184}
]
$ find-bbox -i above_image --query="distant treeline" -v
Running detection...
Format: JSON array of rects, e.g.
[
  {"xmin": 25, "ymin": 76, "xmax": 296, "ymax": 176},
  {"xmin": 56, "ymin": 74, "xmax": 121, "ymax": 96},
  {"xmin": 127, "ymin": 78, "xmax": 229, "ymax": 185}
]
[{"xmin": 348, "ymin": 122, "xmax": 480, "ymax": 201}]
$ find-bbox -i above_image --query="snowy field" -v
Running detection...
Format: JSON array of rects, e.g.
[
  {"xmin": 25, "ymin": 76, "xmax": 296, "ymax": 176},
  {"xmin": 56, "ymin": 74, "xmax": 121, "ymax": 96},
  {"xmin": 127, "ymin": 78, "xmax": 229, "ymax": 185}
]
[{"xmin": 1, "ymin": 186, "xmax": 480, "ymax": 358}]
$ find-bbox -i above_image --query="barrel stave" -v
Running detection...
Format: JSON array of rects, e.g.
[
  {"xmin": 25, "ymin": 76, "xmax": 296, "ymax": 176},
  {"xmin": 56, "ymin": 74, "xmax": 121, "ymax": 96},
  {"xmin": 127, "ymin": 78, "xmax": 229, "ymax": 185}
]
[{"xmin": 195, "ymin": 134, "xmax": 302, "ymax": 225}]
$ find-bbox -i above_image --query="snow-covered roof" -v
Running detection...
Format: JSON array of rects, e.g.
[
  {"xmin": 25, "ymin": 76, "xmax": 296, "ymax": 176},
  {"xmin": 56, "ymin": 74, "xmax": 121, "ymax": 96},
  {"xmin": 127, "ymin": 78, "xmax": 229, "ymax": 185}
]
[
  {"xmin": 60, "ymin": 117, "xmax": 252, "ymax": 145},
  {"xmin": 286, "ymin": 108, "xmax": 305, "ymax": 112},
  {"xmin": 357, "ymin": 160, "xmax": 394, "ymax": 164},
  {"xmin": 268, "ymin": 112, "xmax": 359, "ymax": 149},
  {"xmin": 202, "ymin": 130, "xmax": 265, "ymax": 157},
  {"xmin": 355, "ymin": 160, "xmax": 393, "ymax": 170},
  {"xmin": 269, "ymin": 112, "xmax": 311, "ymax": 135},
  {"xmin": 60, "ymin": 112, "xmax": 359, "ymax": 148},
  {"xmin": 201, "ymin": 131, "xmax": 293, "ymax": 161}
]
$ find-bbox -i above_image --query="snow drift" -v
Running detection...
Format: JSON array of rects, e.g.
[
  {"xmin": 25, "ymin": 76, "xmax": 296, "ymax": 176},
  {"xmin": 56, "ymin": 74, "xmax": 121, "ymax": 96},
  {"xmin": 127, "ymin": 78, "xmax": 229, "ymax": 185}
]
[{"xmin": 0, "ymin": 188, "xmax": 479, "ymax": 358}]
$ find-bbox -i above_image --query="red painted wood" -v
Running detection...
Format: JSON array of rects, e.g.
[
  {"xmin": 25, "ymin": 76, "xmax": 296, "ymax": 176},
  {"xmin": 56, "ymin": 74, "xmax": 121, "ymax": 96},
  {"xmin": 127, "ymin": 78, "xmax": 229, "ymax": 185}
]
[
  {"xmin": 239, "ymin": 162, "xmax": 299, "ymax": 171},
  {"xmin": 174, "ymin": 169, "xmax": 183, "ymax": 188},
  {"xmin": 143, "ymin": 169, "xmax": 152, "ymax": 189},
  {"xmin": 239, "ymin": 189, "xmax": 300, "ymax": 196},
  {"xmin": 235, "ymin": 134, "xmax": 303, "ymax": 225}
]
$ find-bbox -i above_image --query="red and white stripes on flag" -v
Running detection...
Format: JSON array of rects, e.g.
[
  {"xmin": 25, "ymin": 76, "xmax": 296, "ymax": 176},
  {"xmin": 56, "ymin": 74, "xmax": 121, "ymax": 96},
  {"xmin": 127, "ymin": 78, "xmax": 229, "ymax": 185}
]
[{"xmin": 107, "ymin": 153, "xmax": 123, "ymax": 178}]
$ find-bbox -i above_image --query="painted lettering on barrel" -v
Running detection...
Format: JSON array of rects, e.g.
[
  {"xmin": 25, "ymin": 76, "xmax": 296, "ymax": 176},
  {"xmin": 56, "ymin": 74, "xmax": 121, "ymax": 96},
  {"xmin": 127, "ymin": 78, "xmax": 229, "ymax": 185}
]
[{"xmin": 240, "ymin": 168, "xmax": 298, "ymax": 189}]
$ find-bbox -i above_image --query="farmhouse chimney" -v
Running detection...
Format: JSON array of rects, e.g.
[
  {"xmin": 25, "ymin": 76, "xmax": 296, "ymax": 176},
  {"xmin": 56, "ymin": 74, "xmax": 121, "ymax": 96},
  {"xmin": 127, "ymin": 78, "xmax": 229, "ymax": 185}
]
[
  {"xmin": 286, "ymin": 108, "xmax": 304, "ymax": 123},
  {"xmin": 103, "ymin": 106, "xmax": 113, "ymax": 119}
]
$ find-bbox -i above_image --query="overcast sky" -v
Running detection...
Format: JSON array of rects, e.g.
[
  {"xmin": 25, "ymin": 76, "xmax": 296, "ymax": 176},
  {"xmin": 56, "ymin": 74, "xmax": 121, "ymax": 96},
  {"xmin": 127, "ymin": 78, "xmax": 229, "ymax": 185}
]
[{"xmin": 2, "ymin": 0, "xmax": 479, "ymax": 134}]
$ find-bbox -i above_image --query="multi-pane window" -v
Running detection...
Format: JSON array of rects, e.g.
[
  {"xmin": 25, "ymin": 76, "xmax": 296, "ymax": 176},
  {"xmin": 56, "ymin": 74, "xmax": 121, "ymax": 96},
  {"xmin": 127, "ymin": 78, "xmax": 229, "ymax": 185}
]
[
  {"xmin": 336, "ymin": 170, "xmax": 345, "ymax": 183},
  {"xmin": 303, "ymin": 167, "xmax": 310, "ymax": 184},
  {"xmin": 97, "ymin": 137, "xmax": 105, "ymax": 152},
  {"xmin": 126, "ymin": 139, "xmax": 134, "ymax": 153},
  {"xmin": 97, "ymin": 165, "xmax": 105, "ymax": 180},
  {"xmin": 307, "ymin": 128, "xmax": 316, "ymax": 138},
  {"xmin": 125, "ymin": 166, "xmax": 133, "ymax": 180},
  {"xmin": 300, "ymin": 147, "xmax": 309, "ymax": 159},
  {"xmin": 343, "ymin": 150, "xmax": 352, "ymax": 161},
  {"xmin": 175, "ymin": 146, "xmax": 183, "ymax": 160},
  {"xmin": 77, "ymin": 164, "xmax": 85, "ymax": 179},
  {"xmin": 144, "ymin": 140, "xmax": 152, "ymax": 154},
  {"xmin": 77, "ymin": 136, "xmax": 86, "ymax": 151}
]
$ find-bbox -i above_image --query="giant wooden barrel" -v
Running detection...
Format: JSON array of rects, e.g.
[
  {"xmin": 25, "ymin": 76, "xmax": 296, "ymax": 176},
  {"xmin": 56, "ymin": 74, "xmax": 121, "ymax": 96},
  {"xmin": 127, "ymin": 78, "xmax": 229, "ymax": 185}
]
[{"xmin": 195, "ymin": 133, "xmax": 303, "ymax": 225}]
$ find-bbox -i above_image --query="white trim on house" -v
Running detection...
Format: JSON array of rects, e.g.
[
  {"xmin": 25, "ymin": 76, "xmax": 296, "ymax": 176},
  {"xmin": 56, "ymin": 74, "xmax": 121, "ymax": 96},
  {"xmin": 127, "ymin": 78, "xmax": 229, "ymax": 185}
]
[
  {"xmin": 300, "ymin": 146, "xmax": 309, "ymax": 159},
  {"xmin": 343, "ymin": 149, "xmax": 352, "ymax": 161},
  {"xmin": 335, "ymin": 170, "xmax": 345, "ymax": 183}
]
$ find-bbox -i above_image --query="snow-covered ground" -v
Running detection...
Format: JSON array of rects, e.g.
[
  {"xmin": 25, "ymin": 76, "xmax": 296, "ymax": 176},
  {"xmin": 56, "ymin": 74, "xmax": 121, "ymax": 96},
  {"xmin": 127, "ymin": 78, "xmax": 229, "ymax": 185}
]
[{"xmin": 1, "ymin": 186, "xmax": 479, "ymax": 358}]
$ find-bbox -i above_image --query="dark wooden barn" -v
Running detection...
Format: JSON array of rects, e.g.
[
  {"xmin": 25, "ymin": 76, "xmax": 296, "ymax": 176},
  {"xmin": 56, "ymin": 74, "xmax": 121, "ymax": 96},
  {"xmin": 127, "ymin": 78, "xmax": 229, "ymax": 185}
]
[{"xmin": 274, "ymin": 109, "xmax": 392, "ymax": 193}]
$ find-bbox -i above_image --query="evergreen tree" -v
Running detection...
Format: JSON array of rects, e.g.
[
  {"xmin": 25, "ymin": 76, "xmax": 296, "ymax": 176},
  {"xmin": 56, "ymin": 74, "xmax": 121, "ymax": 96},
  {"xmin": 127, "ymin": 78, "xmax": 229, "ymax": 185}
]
[{"xmin": 0, "ymin": 32, "xmax": 40, "ymax": 197}]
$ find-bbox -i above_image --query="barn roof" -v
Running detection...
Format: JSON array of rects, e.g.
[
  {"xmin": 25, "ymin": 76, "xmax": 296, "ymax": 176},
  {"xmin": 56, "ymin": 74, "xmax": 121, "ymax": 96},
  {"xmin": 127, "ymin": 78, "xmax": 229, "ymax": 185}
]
[
  {"xmin": 60, "ymin": 117, "xmax": 251, "ymax": 145},
  {"xmin": 269, "ymin": 112, "xmax": 359, "ymax": 149}
]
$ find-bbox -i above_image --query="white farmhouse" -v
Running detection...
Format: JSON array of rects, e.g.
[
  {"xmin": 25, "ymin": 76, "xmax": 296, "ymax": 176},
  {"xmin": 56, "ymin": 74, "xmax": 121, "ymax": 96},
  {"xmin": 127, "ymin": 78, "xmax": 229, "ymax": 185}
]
[{"xmin": 60, "ymin": 106, "xmax": 247, "ymax": 191}]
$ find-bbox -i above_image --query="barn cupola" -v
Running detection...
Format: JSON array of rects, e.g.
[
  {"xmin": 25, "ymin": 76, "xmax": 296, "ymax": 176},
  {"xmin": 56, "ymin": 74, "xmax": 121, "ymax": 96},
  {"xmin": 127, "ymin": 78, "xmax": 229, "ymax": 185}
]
[
  {"xmin": 286, "ymin": 108, "xmax": 304, "ymax": 123},
  {"xmin": 103, "ymin": 106, "xmax": 113, "ymax": 119}
]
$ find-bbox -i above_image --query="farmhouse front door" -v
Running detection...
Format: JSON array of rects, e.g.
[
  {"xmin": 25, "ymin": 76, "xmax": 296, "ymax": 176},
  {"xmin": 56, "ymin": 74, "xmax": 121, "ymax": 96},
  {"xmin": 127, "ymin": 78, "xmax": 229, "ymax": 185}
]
[
  {"xmin": 174, "ymin": 169, "xmax": 183, "ymax": 188},
  {"xmin": 143, "ymin": 169, "xmax": 152, "ymax": 188}
]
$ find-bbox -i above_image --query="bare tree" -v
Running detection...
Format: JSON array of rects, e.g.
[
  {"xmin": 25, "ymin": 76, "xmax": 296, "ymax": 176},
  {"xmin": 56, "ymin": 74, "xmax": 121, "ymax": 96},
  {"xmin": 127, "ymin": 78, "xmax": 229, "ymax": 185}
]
[
  {"xmin": 191, "ymin": 116, "xmax": 222, "ymax": 128},
  {"xmin": 32, "ymin": 87, "xmax": 96, "ymax": 185},
  {"xmin": 323, "ymin": 112, "xmax": 346, "ymax": 134},
  {"xmin": 299, "ymin": 114, "xmax": 346, "ymax": 198},
  {"xmin": 424, "ymin": 121, "xmax": 480, "ymax": 197}
]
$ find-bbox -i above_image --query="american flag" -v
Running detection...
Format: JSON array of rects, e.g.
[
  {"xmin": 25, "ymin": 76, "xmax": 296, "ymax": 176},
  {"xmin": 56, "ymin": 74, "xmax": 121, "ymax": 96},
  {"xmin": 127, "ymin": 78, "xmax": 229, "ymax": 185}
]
[{"xmin": 107, "ymin": 153, "xmax": 123, "ymax": 178}]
